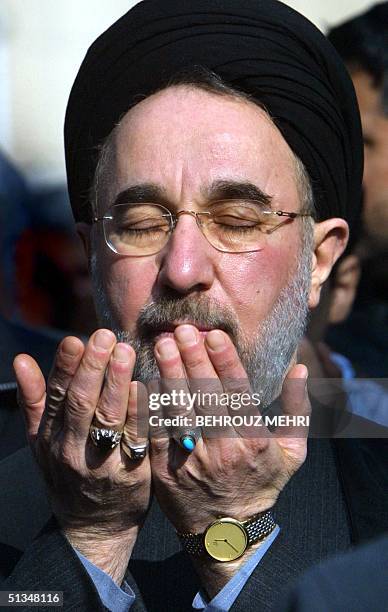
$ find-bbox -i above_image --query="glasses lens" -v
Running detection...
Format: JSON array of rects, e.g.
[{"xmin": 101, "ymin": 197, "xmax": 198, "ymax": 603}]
[
  {"xmin": 202, "ymin": 201, "xmax": 272, "ymax": 252},
  {"xmin": 104, "ymin": 203, "xmax": 171, "ymax": 255}
]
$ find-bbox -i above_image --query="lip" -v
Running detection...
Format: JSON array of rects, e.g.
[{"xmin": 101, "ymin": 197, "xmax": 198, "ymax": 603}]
[
  {"xmin": 151, "ymin": 322, "xmax": 212, "ymax": 342},
  {"xmin": 154, "ymin": 330, "xmax": 210, "ymax": 342}
]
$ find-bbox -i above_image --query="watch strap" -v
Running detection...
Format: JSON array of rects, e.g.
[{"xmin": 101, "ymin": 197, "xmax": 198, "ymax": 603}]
[
  {"xmin": 178, "ymin": 509, "xmax": 276, "ymax": 557},
  {"xmin": 243, "ymin": 509, "xmax": 276, "ymax": 543},
  {"xmin": 179, "ymin": 532, "xmax": 206, "ymax": 557}
]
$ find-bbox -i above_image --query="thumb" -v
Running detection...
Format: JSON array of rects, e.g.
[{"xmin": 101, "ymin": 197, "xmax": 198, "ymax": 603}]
[
  {"xmin": 276, "ymin": 364, "xmax": 310, "ymax": 462},
  {"xmin": 14, "ymin": 354, "xmax": 46, "ymax": 442}
]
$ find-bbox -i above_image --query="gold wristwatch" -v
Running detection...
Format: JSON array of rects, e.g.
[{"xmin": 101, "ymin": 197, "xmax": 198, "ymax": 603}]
[{"xmin": 178, "ymin": 509, "xmax": 276, "ymax": 562}]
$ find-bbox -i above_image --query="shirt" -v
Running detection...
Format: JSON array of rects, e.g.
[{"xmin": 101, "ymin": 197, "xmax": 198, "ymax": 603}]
[{"xmin": 75, "ymin": 526, "xmax": 280, "ymax": 612}]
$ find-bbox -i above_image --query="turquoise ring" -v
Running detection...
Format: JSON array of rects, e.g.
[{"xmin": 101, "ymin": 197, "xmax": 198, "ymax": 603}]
[{"xmin": 178, "ymin": 429, "xmax": 201, "ymax": 452}]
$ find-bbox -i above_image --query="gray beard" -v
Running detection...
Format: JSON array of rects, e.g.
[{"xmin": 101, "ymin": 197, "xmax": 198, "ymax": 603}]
[{"xmin": 90, "ymin": 239, "xmax": 312, "ymax": 409}]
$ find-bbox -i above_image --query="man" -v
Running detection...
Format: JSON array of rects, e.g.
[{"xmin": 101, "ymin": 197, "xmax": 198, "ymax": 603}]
[
  {"xmin": 299, "ymin": 247, "xmax": 388, "ymax": 427},
  {"xmin": 1, "ymin": 2, "xmax": 387, "ymax": 611},
  {"xmin": 0, "ymin": 313, "xmax": 63, "ymax": 460},
  {"xmin": 279, "ymin": 535, "xmax": 388, "ymax": 611},
  {"xmin": 327, "ymin": 4, "xmax": 388, "ymax": 377}
]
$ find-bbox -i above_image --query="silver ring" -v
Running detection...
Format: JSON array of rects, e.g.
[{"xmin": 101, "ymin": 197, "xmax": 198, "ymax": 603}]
[
  {"xmin": 122, "ymin": 440, "xmax": 149, "ymax": 461},
  {"xmin": 89, "ymin": 425, "xmax": 123, "ymax": 450}
]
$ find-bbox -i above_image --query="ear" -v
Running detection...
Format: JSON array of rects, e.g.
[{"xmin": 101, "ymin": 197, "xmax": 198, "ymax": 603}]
[
  {"xmin": 328, "ymin": 254, "xmax": 361, "ymax": 324},
  {"xmin": 76, "ymin": 222, "xmax": 92, "ymax": 259},
  {"xmin": 308, "ymin": 218, "xmax": 349, "ymax": 309}
]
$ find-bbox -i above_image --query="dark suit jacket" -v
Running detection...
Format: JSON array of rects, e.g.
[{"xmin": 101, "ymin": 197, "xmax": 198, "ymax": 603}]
[
  {"xmin": 0, "ymin": 387, "xmax": 387, "ymax": 611},
  {"xmin": 0, "ymin": 315, "xmax": 62, "ymax": 386},
  {"xmin": 0, "ymin": 380, "xmax": 388, "ymax": 612},
  {"xmin": 0, "ymin": 316, "xmax": 63, "ymax": 460},
  {"xmin": 278, "ymin": 535, "xmax": 388, "ymax": 612}
]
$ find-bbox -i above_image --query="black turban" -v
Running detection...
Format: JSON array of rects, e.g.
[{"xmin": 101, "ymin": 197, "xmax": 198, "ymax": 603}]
[{"xmin": 65, "ymin": 0, "xmax": 363, "ymax": 231}]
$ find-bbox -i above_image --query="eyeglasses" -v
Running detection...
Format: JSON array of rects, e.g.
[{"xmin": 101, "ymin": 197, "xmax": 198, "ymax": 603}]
[{"xmin": 93, "ymin": 201, "xmax": 313, "ymax": 256}]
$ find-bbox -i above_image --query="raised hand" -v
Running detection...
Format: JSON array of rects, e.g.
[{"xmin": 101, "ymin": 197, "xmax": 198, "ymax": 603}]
[
  {"xmin": 14, "ymin": 330, "xmax": 151, "ymax": 584},
  {"xmin": 150, "ymin": 324, "xmax": 309, "ymax": 533},
  {"xmin": 149, "ymin": 324, "xmax": 309, "ymax": 594}
]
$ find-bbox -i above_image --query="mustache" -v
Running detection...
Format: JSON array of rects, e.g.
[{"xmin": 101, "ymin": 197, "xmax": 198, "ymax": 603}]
[{"xmin": 135, "ymin": 294, "xmax": 240, "ymax": 342}]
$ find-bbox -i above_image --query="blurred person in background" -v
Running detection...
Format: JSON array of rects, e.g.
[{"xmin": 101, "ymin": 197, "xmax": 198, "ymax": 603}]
[
  {"xmin": 299, "ymin": 248, "xmax": 388, "ymax": 427},
  {"xmin": 0, "ymin": 151, "xmax": 96, "ymax": 458},
  {"xmin": 0, "ymin": 16, "xmax": 97, "ymax": 458},
  {"xmin": 0, "ymin": 16, "xmax": 96, "ymax": 340},
  {"xmin": 0, "ymin": 150, "xmax": 97, "ymax": 372},
  {"xmin": 327, "ymin": 3, "xmax": 388, "ymax": 377},
  {"xmin": 0, "ymin": 149, "xmax": 30, "ymax": 319},
  {"xmin": 298, "ymin": 186, "xmax": 388, "ymax": 426},
  {"xmin": 278, "ymin": 534, "xmax": 388, "ymax": 611},
  {"xmin": 14, "ymin": 185, "xmax": 96, "ymax": 336},
  {"xmin": 0, "ymin": 151, "xmax": 57, "ymax": 457}
]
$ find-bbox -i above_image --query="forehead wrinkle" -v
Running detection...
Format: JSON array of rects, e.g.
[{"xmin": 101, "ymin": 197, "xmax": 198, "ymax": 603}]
[{"xmin": 100, "ymin": 87, "xmax": 299, "ymax": 212}]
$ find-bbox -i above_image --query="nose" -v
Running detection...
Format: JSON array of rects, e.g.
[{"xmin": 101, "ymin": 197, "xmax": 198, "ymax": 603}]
[{"xmin": 157, "ymin": 213, "xmax": 215, "ymax": 295}]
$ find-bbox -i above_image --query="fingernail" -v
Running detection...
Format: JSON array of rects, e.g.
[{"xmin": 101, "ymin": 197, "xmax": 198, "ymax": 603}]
[
  {"xmin": 206, "ymin": 330, "xmax": 226, "ymax": 351},
  {"xmin": 94, "ymin": 330, "xmax": 115, "ymax": 350},
  {"xmin": 175, "ymin": 325, "xmax": 198, "ymax": 346},
  {"xmin": 156, "ymin": 338, "xmax": 179, "ymax": 360},
  {"xmin": 113, "ymin": 343, "xmax": 131, "ymax": 363},
  {"xmin": 300, "ymin": 366, "xmax": 309, "ymax": 380},
  {"xmin": 61, "ymin": 338, "xmax": 80, "ymax": 357}
]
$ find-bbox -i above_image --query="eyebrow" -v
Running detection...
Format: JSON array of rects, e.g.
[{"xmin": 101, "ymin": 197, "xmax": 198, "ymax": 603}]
[
  {"xmin": 112, "ymin": 184, "xmax": 168, "ymax": 206},
  {"xmin": 205, "ymin": 180, "xmax": 273, "ymax": 207},
  {"xmin": 111, "ymin": 180, "xmax": 273, "ymax": 209}
]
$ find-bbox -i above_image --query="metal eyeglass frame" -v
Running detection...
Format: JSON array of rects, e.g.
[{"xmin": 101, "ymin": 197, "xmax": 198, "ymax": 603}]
[{"xmin": 93, "ymin": 201, "xmax": 313, "ymax": 256}]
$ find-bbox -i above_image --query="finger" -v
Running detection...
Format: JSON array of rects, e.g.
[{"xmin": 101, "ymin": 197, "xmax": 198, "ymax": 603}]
[
  {"xmin": 174, "ymin": 325, "xmax": 219, "ymax": 382},
  {"xmin": 172, "ymin": 326, "xmax": 229, "ymax": 406},
  {"xmin": 174, "ymin": 325, "xmax": 235, "ymax": 441},
  {"xmin": 154, "ymin": 336, "xmax": 192, "ymax": 418},
  {"xmin": 205, "ymin": 330, "xmax": 259, "ymax": 438},
  {"xmin": 121, "ymin": 381, "xmax": 149, "ymax": 462},
  {"xmin": 277, "ymin": 364, "xmax": 310, "ymax": 439},
  {"xmin": 63, "ymin": 329, "xmax": 116, "ymax": 443},
  {"xmin": 154, "ymin": 336, "xmax": 186, "ymax": 380},
  {"xmin": 154, "ymin": 337, "xmax": 197, "ymax": 450},
  {"xmin": 42, "ymin": 337, "xmax": 84, "ymax": 439},
  {"xmin": 14, "ymin": 354, "xmax": 46, "ymax": 441},
  {"xmin": 95, "ymin": 342, "xmax": 135, "ymax": 429},
  {"xmin": 205, "ymin": 330, "xmax": 255, "ymax": 414},
  {"xmin": 205, "ymin": 330, "xmax": 248, "ymax": 382}
]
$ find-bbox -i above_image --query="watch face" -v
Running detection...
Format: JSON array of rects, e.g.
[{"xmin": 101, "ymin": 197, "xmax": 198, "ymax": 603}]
[{"xmin": 204, "ymin": 519, "xmax": 248, "ymax": 561}]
